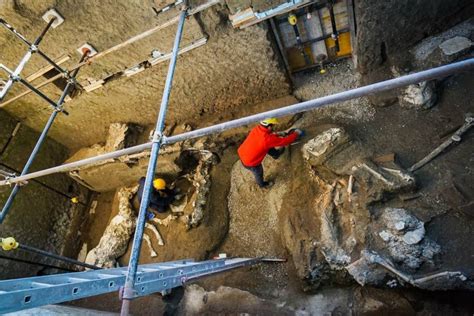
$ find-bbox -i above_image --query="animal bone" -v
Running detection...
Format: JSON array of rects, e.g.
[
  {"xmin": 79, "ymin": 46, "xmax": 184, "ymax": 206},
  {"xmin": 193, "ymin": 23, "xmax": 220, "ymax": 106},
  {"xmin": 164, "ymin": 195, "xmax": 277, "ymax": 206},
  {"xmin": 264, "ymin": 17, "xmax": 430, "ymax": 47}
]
[
  {"xmin": 347, "ymin": 175, "xmax": 354, "ymax": 202},
  {"xmin": 364, "ymin": 250, "xmax": 466, "ymax": 287},
  {"xmin": 186, "ymin": 151, "xmax": 218, "ymax": 228},
  {"xmin": 358, "ymin": 163, "xmax": 395, "ymax": 186},
  {"xmin": 409, "ymin": 114, "xmax": 473, "ymax": 172},
  {"xmin": 145, "ymin": 222, "xmax": 164, "ymax": 246},
  {"xmin": 143, "ymin": 233, "xmax": 157, "ymax": 257},
  {"xmin": 381, "ymin": 167, "xmax": 414, "ymax": 183},
  {"xmin": 150, "ymin": 214, "xmax": 177, "ymax": 227}
]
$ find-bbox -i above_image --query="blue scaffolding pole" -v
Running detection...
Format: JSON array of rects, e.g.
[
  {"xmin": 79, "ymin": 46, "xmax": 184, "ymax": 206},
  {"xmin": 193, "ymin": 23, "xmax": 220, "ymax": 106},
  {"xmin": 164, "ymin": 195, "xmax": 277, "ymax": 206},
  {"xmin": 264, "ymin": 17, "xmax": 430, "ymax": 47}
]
[
  {"xmin": 0, "ymin": 17, "xmax": 70, "ymax": 101},
  {"xmin": 0, "ymin": 50, "xmax": 89, "ymax": 223},
  {"xmin": 119, "ymin": 6, "xmax": 187, "ymax": 316}
]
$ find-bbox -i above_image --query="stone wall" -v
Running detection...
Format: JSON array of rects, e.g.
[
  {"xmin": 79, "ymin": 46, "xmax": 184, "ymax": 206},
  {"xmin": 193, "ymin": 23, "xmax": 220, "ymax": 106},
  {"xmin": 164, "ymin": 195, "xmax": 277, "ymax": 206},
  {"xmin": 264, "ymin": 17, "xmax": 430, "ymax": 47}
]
[{"xmin": 0, "ymin": 110, "xmax": 89, "ymax": 279}]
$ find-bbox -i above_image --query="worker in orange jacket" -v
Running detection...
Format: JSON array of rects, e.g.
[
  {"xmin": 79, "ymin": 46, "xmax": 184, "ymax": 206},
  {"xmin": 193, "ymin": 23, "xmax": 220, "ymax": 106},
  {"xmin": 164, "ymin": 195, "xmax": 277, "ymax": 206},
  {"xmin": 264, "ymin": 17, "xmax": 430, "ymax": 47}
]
[{"xmin": 238, "ymin": 118, "xmax": 304, "ymax": 188}]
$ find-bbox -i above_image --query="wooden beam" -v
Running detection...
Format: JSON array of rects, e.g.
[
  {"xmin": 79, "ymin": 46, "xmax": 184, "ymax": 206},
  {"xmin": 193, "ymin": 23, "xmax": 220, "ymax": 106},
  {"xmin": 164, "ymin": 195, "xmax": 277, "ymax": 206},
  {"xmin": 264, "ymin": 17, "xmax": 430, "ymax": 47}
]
[
  {"xmin": 82, "ymin": 37, "xmax": 208, "ymax": 92},
  {"xmin": 0, "ymin": 0, "xmax": 219, "ymax": 108},
  {"xmin": 26, "ymin": 55, "xmax": 70, "ymax": 82}
]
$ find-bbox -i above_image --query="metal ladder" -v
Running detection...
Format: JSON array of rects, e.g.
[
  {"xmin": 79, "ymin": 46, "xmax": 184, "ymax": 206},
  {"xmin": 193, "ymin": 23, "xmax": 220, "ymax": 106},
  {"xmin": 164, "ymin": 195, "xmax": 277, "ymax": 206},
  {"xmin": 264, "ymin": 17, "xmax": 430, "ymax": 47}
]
[{"xmin": 0, "ymin": 257, "xmax": 269, "ymax": 314}]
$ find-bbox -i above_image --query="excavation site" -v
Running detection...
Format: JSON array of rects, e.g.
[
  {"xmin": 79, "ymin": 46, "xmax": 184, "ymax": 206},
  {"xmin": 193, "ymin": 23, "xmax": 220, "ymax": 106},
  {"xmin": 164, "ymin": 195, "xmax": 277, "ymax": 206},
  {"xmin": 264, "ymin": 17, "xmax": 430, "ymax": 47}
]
[{"xmin": 0, "ymin": 0, "xmax": 473, "ymax": 315}]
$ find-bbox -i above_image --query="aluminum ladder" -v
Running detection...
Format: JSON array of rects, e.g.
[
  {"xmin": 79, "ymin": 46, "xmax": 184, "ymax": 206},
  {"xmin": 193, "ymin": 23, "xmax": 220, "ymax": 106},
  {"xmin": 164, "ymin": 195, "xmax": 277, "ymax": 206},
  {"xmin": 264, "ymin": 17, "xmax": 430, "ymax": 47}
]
[{"xmin": 0, "ymin": 257, "xmax": 273, "ymax": 314}]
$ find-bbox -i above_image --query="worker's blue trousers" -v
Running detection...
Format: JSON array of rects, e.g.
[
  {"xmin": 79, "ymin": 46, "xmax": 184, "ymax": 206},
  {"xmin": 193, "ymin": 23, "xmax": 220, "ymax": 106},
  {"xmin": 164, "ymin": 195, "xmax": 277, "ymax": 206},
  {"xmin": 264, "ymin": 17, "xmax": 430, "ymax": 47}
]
[{"xmin": 242, "ymin": 148, "xmax": 284, "ymax": 187}]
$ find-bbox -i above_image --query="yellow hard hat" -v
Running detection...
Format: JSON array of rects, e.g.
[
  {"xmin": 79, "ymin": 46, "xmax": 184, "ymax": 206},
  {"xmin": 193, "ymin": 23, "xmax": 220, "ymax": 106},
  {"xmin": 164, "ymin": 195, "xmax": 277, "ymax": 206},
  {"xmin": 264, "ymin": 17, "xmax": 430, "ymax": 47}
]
[
  {"xmin": 260, "ymin": 118, "xmax": 279, "ymax": 126},
  {"xmin": 153, "ymin": 178, "xmax": 166, "ymax": 190},
  {"xmin": 71, "ymin": 197, "xmax": 79, "ymax": 204},
  {"xmin": 288, "ymin": 13, "xmax": 297, "ymax": 26},
  {"xmin": 1, "ymin": 237, "xmax": 19, "ymax": 251}
]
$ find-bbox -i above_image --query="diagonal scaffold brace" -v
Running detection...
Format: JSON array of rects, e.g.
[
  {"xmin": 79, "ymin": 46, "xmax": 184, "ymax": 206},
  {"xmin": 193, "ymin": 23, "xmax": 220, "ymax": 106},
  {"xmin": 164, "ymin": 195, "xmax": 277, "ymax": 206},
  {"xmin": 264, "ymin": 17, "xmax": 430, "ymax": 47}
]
[
  {"xmin": 0, "ymin": 16, "xmax": 71, "ymax": 101},
  {"xmin": 119, "ymin": 6, "xmax": 188, "ymax": 316},
  {"xmin": 0, "ymin": 50, "xmax": 90, "ymax": 223}
]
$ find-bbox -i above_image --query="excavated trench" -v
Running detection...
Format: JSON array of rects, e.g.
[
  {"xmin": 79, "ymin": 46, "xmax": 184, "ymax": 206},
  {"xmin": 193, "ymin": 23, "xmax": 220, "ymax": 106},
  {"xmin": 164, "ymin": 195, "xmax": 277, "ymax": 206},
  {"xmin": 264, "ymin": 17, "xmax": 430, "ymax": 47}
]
[
  {"xmin": 65, "ymin": 59, "xmax": 474, "ymax": 315},
  {"xmin": 0, "ymin": 0, "xmax": 473, "ymax": 315}
]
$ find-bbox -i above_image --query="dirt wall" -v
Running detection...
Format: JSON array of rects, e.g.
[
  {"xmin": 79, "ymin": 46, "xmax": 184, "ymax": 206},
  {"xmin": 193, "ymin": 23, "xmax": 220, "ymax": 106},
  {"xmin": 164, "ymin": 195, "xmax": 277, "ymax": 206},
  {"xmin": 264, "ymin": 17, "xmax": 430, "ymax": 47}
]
[
  {"xmin": 0, "ymin": 2, "xmax": 290, "ymax": 150},
  {"xmin": 354, "ymin": 0, "xmax": 474, "ymax": 105},
  {"xmin": 0, "ymin": 109, "xmax": 90, "ymax": 279}
]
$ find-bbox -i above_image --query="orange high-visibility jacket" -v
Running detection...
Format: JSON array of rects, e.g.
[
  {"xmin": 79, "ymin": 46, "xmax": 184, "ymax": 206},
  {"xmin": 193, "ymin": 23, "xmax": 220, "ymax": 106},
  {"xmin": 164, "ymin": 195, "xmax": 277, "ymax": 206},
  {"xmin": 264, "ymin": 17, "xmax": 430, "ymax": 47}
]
[{"xmin": 238, "ymin": 125, "xmax": 298, "ymax": 167}]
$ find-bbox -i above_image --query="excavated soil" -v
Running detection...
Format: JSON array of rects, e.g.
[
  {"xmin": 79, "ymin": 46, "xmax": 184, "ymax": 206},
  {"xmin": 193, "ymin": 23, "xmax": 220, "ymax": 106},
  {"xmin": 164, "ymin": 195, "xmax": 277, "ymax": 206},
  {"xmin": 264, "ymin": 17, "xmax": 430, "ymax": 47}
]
[
  {"xmin": 67, "ymin": 61, "xmax": 474, "ymax": 314},
  {"xmin": 0, "ymin": 2, "xmax": 289, "ymax": 150}
]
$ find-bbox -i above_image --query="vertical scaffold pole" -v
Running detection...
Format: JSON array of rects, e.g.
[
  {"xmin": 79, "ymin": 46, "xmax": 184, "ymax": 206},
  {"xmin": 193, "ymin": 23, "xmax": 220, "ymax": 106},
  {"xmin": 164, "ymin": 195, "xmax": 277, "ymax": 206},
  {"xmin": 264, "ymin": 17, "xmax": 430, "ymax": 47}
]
[
  {"xmin": 0, "ymin": 51, "xmax": 89, "ymax": 223},
  {"xmin": 119, "ymin": 7, "xmax": 187, "ymax": 316},
  {"xmin": 0, "ymin": 18, "xmax": 56, "ymax": 100}
]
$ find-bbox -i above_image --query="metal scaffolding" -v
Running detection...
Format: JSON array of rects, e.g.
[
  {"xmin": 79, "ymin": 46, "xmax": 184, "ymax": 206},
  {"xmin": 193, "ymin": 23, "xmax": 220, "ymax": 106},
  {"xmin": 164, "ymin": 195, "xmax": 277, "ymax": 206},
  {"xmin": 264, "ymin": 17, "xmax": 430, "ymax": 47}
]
[
  {"xmin": 0, "ymin": 58, "xmax": 472, "ymax": 189},
  {"xmin": 0, "ymin": 17, "xmax": 71, "ymax": 103},
  {"xmin": 120, "ymin": 7, "xmax": 187, "ymax": 315},
  {"xmin": 0, "ymin": 2, "xmax": 474, "ymax": 315},
  {"xmin": 0, "ymin": 48, "xmax": 89, "ymax": 223},
  {"xmin": 0, "ymin": 13, "xmax": 85, "ymax": 223},
  {"xmin": 0, "ymin": 0, "xmax": 220, "ymax": 108},
  {"xmin": 0, "ymin": 0, "xmax": 220, "ymax": 222}
]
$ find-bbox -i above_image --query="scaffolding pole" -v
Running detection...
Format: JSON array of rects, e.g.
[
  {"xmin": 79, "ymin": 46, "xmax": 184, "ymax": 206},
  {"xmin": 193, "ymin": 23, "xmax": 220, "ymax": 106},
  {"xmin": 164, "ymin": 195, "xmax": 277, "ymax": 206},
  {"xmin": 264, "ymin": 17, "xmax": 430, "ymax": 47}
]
[
  {"xmin": 0, "ymin": 18, "xmax": 69, "ymax": 78},
  {"xmin": 0, "ymin": 18, "xmax": 58, "ymax": 100},
  {"xmin": 0, "ymin": 0, "xmax": 220, "ymax": 108},
  {"xmin": 119, "ymin": 7, "xmax": 187, "ymax": 316},
  {"xmin": 0, "ymin": 58, "xmax": 472, "ymax": 188},
  {"xmin": 17, "ymin": 242, "xmax": 100, "ymax": 270},
  {"xmin": 0, "ymin": 51, "xmax": 89, "ymax": 223}
]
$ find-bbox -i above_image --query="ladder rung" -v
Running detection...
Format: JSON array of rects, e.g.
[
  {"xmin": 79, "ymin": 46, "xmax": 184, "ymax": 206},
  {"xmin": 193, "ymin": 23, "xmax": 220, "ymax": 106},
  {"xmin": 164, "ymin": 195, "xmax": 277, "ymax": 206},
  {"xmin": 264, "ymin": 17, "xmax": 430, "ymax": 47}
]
[{"xmin": 0, "ymin": 257, "xmax": 262, "ymax": 314}]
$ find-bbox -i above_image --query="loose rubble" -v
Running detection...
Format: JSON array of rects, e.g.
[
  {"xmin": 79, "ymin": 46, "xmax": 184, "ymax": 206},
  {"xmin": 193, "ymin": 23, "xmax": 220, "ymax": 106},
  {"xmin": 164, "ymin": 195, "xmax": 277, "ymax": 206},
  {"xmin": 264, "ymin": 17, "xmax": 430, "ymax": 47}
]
[{"xmin": 280, "ymin": 126, "xmax": 471, "ymax": 291}]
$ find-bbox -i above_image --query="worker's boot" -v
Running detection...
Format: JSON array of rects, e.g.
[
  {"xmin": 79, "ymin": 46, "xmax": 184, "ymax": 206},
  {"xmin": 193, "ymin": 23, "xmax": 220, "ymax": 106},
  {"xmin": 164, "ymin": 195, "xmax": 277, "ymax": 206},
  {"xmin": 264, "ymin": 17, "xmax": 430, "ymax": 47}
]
[{"xmin": 261, "ymin": 181, "xmax": 274, "ymax": 189}]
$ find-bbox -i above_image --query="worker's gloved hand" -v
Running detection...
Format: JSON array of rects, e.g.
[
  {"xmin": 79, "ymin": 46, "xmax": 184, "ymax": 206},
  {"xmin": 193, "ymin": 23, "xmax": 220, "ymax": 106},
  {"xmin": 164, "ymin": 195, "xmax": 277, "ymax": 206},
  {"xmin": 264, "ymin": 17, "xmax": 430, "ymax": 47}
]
[
  {"xmin": 145, "ymin": 211, "xmax": 155, "ymax": 221},
  {"xmin": 294, "ymin": 128, "xmax": 305, "ymax": 140}
]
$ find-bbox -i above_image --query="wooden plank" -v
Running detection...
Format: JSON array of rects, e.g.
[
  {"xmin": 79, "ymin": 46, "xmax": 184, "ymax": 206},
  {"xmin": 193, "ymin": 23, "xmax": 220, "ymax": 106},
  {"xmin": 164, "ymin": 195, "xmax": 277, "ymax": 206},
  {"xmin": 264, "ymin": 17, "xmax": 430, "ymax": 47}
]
[
  {"xmin": 373, "ymin": 153, "xmax": 395, "ymax": 164},
  {"xmin": 82, "ymin": 38, "xmax": 208, "ymax": 92},
  {"xmin": 229, "ymin": 7, "xmax": 256, "ymax": 28},
  {"xmin": 25, "ymin": 55, "xmax": 70, "ymax": 82},
  {"xmin": 237, "ymin": 0, "xmax": 313, "ymax": 29}
]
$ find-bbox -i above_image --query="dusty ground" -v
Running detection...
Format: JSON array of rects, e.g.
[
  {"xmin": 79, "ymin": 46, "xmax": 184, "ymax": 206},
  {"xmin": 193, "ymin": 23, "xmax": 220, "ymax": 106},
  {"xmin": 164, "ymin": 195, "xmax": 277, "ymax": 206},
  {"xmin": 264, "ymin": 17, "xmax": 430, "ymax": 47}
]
[
  {"xmin": 0, "ymin": 1, "xmax": 290, "ymax": 150},
  {"xmin": 293, "ymin": 60, "xmax": 375, "ymax": 123},
  {"xmin": 66, "ymin": 59, "xmax": 474, "ymax": 314}
]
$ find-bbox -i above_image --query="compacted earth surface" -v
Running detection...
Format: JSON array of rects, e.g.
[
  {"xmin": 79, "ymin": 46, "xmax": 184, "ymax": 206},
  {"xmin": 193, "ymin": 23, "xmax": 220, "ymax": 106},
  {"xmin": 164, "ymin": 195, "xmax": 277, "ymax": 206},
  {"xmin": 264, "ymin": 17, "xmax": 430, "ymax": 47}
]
[{"xmin": 67, "ymin": 60, "xmax": 474, "ymax": 315}]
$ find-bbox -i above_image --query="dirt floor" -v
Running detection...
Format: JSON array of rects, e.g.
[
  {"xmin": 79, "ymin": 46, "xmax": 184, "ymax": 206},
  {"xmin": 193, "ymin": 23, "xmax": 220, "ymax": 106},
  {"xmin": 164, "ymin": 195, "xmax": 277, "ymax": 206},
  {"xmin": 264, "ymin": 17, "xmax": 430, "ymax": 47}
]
[{"xmin": 66, "ymin": 59, "xmax": 474, "ymax": 314}]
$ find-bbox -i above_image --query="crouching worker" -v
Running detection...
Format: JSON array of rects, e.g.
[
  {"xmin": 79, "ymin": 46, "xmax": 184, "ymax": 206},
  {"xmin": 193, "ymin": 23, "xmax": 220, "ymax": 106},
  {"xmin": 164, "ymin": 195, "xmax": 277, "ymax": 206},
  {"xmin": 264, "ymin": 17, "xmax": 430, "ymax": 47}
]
[
  {"xmin": 132, "ymin": 177, "xmax": 179, "ymax": 220},
  {"xmin": 237, "ymin": 118, "xmax": 304, "ymax": 188}
]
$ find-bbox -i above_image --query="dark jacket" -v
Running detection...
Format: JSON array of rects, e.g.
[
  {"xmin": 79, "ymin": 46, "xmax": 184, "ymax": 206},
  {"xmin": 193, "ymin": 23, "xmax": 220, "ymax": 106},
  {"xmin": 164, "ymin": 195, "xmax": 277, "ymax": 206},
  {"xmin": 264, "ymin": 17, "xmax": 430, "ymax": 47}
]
[{"xmin": 135, "ymin": 177, "xmax": 175, "ymax": 213}]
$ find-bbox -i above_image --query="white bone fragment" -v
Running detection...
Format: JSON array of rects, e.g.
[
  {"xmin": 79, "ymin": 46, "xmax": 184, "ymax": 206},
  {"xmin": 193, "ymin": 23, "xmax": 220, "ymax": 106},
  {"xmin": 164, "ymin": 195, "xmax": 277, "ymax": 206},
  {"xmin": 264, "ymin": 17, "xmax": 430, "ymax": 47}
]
[
  {"xmin": 143, "ymin": 233, "xmax": 157, "ymax": 257},
  {"xmin": 145, "ymin": 222, "xmax": 164, "ymax": 246}
]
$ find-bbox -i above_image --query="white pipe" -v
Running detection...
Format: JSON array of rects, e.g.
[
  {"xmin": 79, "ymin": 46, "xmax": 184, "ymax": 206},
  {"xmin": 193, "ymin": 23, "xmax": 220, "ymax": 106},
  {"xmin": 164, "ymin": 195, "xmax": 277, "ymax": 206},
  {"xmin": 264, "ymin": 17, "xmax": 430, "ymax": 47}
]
[{"xmin": 0, "ymin": 58, "xmax": 473, "ymax": 186}]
